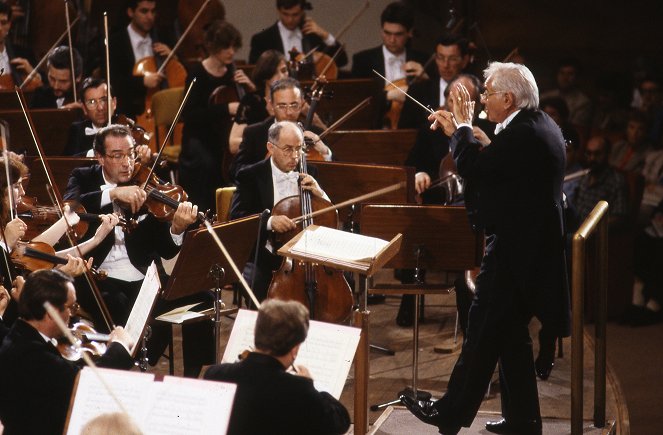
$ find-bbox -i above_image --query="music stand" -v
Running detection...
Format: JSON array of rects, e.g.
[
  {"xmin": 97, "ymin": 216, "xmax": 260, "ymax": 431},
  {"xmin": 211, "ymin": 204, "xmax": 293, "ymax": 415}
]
[
  {"xmin": 162, "ymin": 214, "xmax": 259, "ymax": 363},
  {"xmin": 360, "ymin": 204, "xmax": 482, "ymax": 409}
]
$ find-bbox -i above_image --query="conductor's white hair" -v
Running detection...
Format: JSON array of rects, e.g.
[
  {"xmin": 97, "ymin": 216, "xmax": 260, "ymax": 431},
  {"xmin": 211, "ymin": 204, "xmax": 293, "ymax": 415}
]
[{"xmin": 484, "ymin": 62, "xmax": 539, "ymax": 110}]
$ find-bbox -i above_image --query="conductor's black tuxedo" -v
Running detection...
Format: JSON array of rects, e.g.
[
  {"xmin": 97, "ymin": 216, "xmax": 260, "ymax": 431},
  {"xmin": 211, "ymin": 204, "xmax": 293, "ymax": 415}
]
[
  {"xmin": 0, "ymin": 319, "xmax": 133, "ymax": 435},
  {"xmin": 204, "ymin": 352, "xmax": 350, "ymax": 435},
  {"xmin": 248, "ymin": 22, "xmax": 347, "ymax": 67},
  {"xmin": 433, "ymin": 109, "xmax": 569, "ymax": 429}
]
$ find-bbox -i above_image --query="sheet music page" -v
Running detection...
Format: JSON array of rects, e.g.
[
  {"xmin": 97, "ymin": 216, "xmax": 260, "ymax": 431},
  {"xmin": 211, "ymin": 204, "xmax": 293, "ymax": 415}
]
[
  {"xmin": 66, "ymin": 368, "xmax": 154, "ymax": 435},
  {"xmin": 124, "ymin": 261, "xmax": 160, "ymax": 354},
  {"xmin": 145, "ymin": 377, "xmax": 236, "ymax": 435},
  {"xmin": 222, "ymin": 309, "xmax": 360, "ymax": 399},
  {"xmin": 290, "ymin": 226, "xmax": 389, "ymax": 262},
  {"xmin": 154, "ymin": 303, "xmax": 205, "ymax": 324}
]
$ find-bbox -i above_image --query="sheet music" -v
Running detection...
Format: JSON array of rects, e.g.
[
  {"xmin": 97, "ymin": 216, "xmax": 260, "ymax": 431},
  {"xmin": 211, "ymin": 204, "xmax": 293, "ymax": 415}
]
[
  {"xmin": 223, "ymin": 309, "xmax": 360, "ymax": 399},
  {"xmin": 66, "ymin": 368, "xmax": 236, "ymax": 435},
  {"xmin": 155, "ymin": 303, "xmax": 205, "ymax": 324},
  {"xmin": 289, "ymin": 226, "xmax": 389, "ymax": 263},
  {"xmin": 124, "ymin": 262, "xmax": 160, "ymax": 354}
]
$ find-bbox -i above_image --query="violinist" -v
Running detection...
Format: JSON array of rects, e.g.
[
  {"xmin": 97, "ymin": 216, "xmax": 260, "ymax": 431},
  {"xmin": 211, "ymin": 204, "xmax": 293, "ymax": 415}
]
[
  {"xmin": 0, "ymin": 3, "xmax": 41, "ymax": 90},
  {"xmin": 64, "ymin": 77, "xmax": 151, "ymax": 163},
  {"xmin": 350, "ymin": 1, "xmax": 427, "ymax": 128},
  {"xmin": 63, "ymin": 125, "xmax": 213, "ymax": 377},
  {"xmin": 179, "ymin": 19, "xmax": 255, "ymax": 213},
  {"xmin": 108, "ymin": 0, "xmax": 174, "ymax": 119},
  {"xmin": 229, "ymin": 120, "xmax": 328, "ymax": 301},
  {"xmin": 204, "ymin": 299, "xmax": 350, "ymax": 435},
  {"xmin": 248, "ymin": 0, "xmax": 348, "ymax": 68},
  {"xmin": 29, "ymin": 45, "xmax": 82, "ymax": 110},
  {"xmin": 230, "ymin": 77, "xmax": 331, "ymax": 183},
  {"xmin": 0, "ymin": 269, "xmax": 135, "ymax": 435},
  {"xmin": 228, "ymin": 50, "xmax": 289, "ymax": 154}
]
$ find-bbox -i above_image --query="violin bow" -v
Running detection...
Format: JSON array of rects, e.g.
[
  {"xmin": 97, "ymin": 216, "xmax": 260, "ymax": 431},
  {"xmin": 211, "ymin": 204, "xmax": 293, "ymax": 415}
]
[
  {"xmin": 317, "ymin": 96, "xmax": 370, "ymax": 141},
  {"xmin": 104, "ymin": 12, "xmax": 112, "ymax": 126},
  {"xmin": 14, "ymin": 87, "xmax": 116, "ymax": 331},
  {"xmin": 0, "ymin": 121, "xmax": 17, "ymax": 284},
  {"xmin": 332, "ymin": 0, "xmax": 370, "ymax": 43},
  {"xmin": 19, "ymin": 16, "xmax": 80, "ymax": 89},
  {"xmin": 64, "ymin": 0, "xmax": 77, "ymax": 103},
  {"xmin": 202, "ymin": 220, "xmax": 261, "ymax": 308},
  {"xmin": 373, "ymin": 70, "xmax": 436, "ymax": 117}
]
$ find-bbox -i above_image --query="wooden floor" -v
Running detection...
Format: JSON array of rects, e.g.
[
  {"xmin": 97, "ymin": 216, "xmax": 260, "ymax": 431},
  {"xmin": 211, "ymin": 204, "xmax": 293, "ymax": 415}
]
[{"xmin": 150, "ymin": 273, "xmax": 626, "ymax": 434}]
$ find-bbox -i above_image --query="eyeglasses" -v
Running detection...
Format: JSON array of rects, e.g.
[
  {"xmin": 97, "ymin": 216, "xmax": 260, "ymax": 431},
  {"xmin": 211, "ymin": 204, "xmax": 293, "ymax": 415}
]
[
  {"xmin": 84, "ymin": 96, "xmax": 109, "ymax": 108},
  {"xmin": 274, "ymin": 102, "xmax": 301, "ymax": 112},
  {"xmin": 435, "ymin": 54, "xmax": 462, "ymax": 64},
  {"xmin": 105, "ymin": 151, "xmax": 136, "ymax": 161},
  {"xmin": 272, "ymin": 142, "xmax": 303, "ymax": 155},
  {"xmin": 480, "ymin": 90, "xmax": 504, "ymax": 100},
  {"xmin": 66, "ymin": 302, "xmax": 80, "ymax": 315}
]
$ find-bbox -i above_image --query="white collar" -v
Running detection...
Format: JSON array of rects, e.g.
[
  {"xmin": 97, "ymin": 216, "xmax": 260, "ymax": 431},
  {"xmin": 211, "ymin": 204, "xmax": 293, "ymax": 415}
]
[
  {"xmin": 495, "ymin": 109, "xmax": 521, "ymax": 135},
  {"xmin": 270, "ymin": 157, "xmax": 298, "ymax": 180},
  {"xmin": 127, "ymin": 23, "xmax": 151, "ymax": 47},
  {"xmin": 382, "ymin": 45, "xmax": 405, "ymax": 63},
  {"xmin": 277, "ymin": 20, "xmax": 302, "ymax": 39}
]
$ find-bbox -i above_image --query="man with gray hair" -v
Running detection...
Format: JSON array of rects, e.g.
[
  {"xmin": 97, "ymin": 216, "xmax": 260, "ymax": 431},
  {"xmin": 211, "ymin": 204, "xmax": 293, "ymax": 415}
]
[{"xmin": 401, "ymin": 62, "xmax": 569, "ymax": 435}]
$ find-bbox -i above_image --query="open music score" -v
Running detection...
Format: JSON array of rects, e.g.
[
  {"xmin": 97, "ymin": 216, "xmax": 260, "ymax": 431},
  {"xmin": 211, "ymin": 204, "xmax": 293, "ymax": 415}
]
[
  {"xmin": 123, "ymin": 262, "xmax": 160, "ymax": 356},
  {"xmin": 65, "ymin": 368, "xmax": 236, "ymax": 435},
  {"xmin": 222, "ymin": 309, "xmax": 361, "ymax": 399}
]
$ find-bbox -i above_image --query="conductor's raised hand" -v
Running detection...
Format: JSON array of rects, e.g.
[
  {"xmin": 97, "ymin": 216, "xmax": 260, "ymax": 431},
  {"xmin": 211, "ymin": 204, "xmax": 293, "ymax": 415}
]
[
  {"xmin": 451, "ymin": 83, "xmax": 475, "ymax": 125},
  {"xmin": 428, "ymin": 110, "xmax": 457, "ymax": 137}
]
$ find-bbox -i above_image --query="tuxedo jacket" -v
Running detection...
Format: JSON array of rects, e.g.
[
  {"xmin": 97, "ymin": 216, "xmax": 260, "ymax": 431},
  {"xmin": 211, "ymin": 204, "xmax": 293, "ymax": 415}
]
[
  {"xmin": 29, "ymin": 85, "xmax": 75, "ymax": 109},
  {"xmin": 63, "ymin": 165, "xmax": 180, "ymax": 270},
  {"xmin": 248, "ymin": 22, "xmax": 347, "ymax": 67},
  {"xmin": 350, "ymin": 45, "xmax": 428, "ymax": 79},
  {"xmin": 0, "ymin": 319, "xmax": 134, "ymax": 435},
  {"xmin": 450, "ymin": 109, "xmax": 570, "ymax": 335},
  {"xmin": 64, "ymin": 119, "xmax": 95, "ymax": 156},
  {"xmin": 204, "ymin": 352, "xmax": 350, "ymax": 435},
  {"xmin": 3, "ymin": 41, "xmax": 38, "ymax": 87}
]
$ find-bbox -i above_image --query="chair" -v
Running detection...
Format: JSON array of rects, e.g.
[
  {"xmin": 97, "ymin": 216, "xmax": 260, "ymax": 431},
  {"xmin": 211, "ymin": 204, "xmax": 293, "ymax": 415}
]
[
  {"xmin": 151, "ymin": 87, "xmax": 185, "ymax": 181},
  {"xmin": 215, "ymin": 186, "xmax": 236, "ymax": 223}
]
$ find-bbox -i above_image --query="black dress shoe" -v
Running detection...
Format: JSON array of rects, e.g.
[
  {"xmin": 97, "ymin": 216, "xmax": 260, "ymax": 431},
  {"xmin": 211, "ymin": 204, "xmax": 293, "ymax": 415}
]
[
  {"xmin": 399, "ymin": 395, "xmax": 460, "ymax": 434},
  {"xmin": 535, "ymin": 331, "xmax": 556, "ymax": 380},
  {"xmin": 485, "ymin": 418, "xmax": 542, "ymax": 435}
]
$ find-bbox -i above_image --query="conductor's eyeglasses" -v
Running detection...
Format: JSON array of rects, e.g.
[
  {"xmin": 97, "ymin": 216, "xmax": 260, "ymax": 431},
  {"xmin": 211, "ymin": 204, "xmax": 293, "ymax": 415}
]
[
  {"xmin": 84, "ymin": 96, "xmax": 109, "ymax": 108},
  {"xmin": 480, "ymin": 90, "xmax": 504, "ymax": 101}
]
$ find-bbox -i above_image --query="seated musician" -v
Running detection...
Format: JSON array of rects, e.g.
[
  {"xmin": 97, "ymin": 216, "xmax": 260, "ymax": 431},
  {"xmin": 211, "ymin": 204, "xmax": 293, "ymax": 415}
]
[
  {"xmin": 108, "ymin": 0, "xmax": 174, "ymax": 119},
  {"xmin": 229, "ymin": 120, "xmax": 329, "ymax": 301},
  {"xmin": 179, "ymin": 19, "xmax": 255, "ymax": 213},
  {"xmin": 228, "ymin": 49, "xmax": 289, "ymax": 154},
  {"xmin": 64, "ymin": 77, "xmax": 151, "ymax": 163},
  {"xmin": 0, "ymin": 3, "xmax": 42, "ymax": 90},
  {"xmin": 29, "ymin": 45, "xmax": 83, "ymax": 110},
  {"xmin": 0, "ymin": 269, "xmax": 135, "ymax": 434},
  {"xmin": 248, "ymin": 0, "xmax": 348, "ymax": 68},
  {"xmin": 204, "ymin": 299, "xmax": 350, "ymax": 435},
  {"xmin": 63, "ymin": 124, "xmax": 213, "ymax": 377},
  {"xmin": 230, "ymin": 77, "xmax": 331, "ymax": 183}
]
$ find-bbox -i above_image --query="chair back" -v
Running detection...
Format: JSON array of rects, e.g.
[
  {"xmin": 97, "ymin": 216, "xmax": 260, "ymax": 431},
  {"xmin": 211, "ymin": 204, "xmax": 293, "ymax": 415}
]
[{"xmin": 215, "ymin": 186, "xmax": 237, "ymax": 223}]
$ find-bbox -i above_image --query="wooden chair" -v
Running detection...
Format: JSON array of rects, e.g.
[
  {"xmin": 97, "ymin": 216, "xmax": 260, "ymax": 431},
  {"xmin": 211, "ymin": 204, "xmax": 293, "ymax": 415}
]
[
  {"xmin": 151, "ymin": 87, "xmax": 185, "ymax": 181},
  {"xmin": 215, "ymin": 186, "xmax": 236, "ymax": 223}
]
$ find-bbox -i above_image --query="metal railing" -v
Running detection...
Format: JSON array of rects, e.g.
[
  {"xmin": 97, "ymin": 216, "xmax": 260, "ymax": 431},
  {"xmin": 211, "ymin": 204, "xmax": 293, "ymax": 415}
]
[{"xmin": 571, "ymin": 200, "xmax": 609, "ymax": 434}]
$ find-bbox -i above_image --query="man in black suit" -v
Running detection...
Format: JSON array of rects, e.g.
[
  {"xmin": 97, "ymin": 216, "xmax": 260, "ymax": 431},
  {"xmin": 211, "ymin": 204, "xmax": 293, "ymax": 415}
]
[
  {"xmin": 350, "ymin": 1, "xmax": 428, "ymax": 128},
  {"xmin": 204, "ymin": 298, "xmax": 350, "ymax": 435},
  {"xmin": 29, "ymin": 45, "xmax": 83, "ymax": 110},
  {"xmin": 229, "ymin": 120, "xmax": 328, "ymax": 301},
  {"xmin": 63, "ymin": 124, "xmax": 210, "ymax": 376},
  {"xmin": 0, "ymin": 269, "xmax": 134, "ymax": 434},
  {"xmin": 248, "ymin": 0, "xmax": 347, "ymax": 67},
  {"xmin": 401, "ymin": 62, "xmax": 569, "ymax": 435},
  {"xmin": 108, "ymin": 0, "xmax": 173, "ymax": 119},
  {"xmin": 230, "ymin": 77, "xmax": 331, "ymax": 183}
]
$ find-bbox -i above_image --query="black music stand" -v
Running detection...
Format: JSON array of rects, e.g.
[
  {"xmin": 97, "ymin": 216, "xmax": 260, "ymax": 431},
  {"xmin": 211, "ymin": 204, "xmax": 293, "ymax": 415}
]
[
  {"xmin": 162, "ymin": 214, "xmax": 259, "ymax": 363},
  {"xmin": 360, "ymin": 204, "xmax": 482, "ymax": 409}
]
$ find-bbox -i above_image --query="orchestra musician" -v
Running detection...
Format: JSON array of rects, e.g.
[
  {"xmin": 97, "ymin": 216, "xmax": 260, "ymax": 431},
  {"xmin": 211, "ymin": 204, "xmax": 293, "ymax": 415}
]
[
  {"xmin": 0, "ymin": 269, "xmax": 135, "ymax": 435},
  {"xmin": 179, "ymin": 19, "xmax": 255, "ymax": 213},
  {"xmin": 229, "ymin": 120, "xmax": 329, "ymax": 301},
  {"xmin": 248, "ymin": 0, "xmax": 348, "ymax": 68},
  {"xmin": 400, "ymin": 62, "xmax": 569, "ymax": 435},
  {"xmin": 204, "ymin": 298, "xmax": 350, "ymax": 435},
  {"xmin": 108, "ymin": 0, "xmax": 174, "ymax": 119},
  {"xmin": 0, "ymin": 3, "xmax": 41, "ymax": 90},
  {"xmin": 230, "ymin": 77, "xmax": 331, "ymax": 183},
  {"xmin": 28, "ymin": 45, "xmax": 81, "ymax": 109}
]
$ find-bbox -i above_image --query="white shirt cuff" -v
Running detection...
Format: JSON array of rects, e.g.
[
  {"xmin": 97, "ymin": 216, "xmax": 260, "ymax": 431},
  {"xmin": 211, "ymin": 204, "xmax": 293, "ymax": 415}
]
[
  {"xmin": 266, "ymin": 216, "xmax": 273, "ymax": 231},
  {"xmin": 324, "ymin": 34, "xmax": 336, "ymax": 46},
  {"xmin": 100, "ymin": 188, "xmax": 112, "ymax": 208},
  {"xmin": 458, "ymin": 123, "xmax": 472, "ymax": 130},
  {"xmin": 170, "ymin": 228, "xmax": 185, "ymax": 246}
]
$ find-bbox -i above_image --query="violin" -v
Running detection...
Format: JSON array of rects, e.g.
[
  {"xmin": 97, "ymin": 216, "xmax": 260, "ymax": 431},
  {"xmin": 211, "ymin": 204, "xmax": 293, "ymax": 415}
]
[
  {"xmin": 10, "ymin": 240, "xmax": 107, "ymax": 279},
  {"xmin": 57, "ymin": 320, "xmax": 109, "ymax": 361}
]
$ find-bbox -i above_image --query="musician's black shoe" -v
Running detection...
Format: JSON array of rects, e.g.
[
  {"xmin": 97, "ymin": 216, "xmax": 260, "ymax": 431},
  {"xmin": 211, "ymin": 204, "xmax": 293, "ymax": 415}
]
[
  {"xmin": 535, "ymin": 333, "xmax": 556, "ymax": 380},
  {"xmin": 396, "ymin": 295, "xmax": 414, "ymax": 327},
  {"xmin": 485, "ymin": 418, "xmax": 542, "ymax": 435},
  {"xmin": 399, "ymin": 395, "xmax": 460, "ymax": 434}
]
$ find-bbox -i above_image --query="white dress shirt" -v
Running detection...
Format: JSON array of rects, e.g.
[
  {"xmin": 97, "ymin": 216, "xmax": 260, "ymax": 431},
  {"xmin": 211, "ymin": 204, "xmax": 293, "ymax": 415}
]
[
  {"xmin": 382, "ymin": 46, "xmax": 406, "ymax": 83},
  {"xmin": 0, "ymin": 47, "xmax": 10, "ymax": 78},
  {"xmin": 277, "ymin": 21, "xmax": 304, "ymax": 56},
  {"xmin": 439, "ymin": 78, "xmax": 450, "ymax": 108},
  {"xmin": 127, "ymin": 24, "xmax": 153, "ymax": 61}
]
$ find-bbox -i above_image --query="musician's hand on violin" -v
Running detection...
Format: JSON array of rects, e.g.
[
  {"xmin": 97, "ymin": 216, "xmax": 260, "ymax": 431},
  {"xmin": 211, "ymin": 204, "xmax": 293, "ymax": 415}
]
[
  {"xmin": 57, "ymin": 255, "xmax": 91, "ymax": 277},
  {"xmin": 136, "ymin": 144, "xmax": 152, "ymax": 165},
  {"xmin": 62, "ymin": 204, "xmax": 81, "ymax": 227},
  {"xmin": 111, "ymin": 186, "xmax": 147, "ymax": 214},
  {"xmin": 234, "ymin": 69, "xmax": 256, "ymax": 93},
  {"xmin": 303, "ymin": 131, "xmax": 331, "ymax": 158},
  {"xmin": 271, "ymin": 215, "xmax": 297, "ymax": 233},
  {"xmin": 302, "ymin": 17, "xmax": 329, "ymax": 40},
  {"xmin": 472, "ymin": 126, "xmax": 491, "ymax": 146},
  {"xmin": 428, "ymin": 110, "xmax": 457, "ymax": 137},
  {"xmin": 5, "ymin": 218, "xmax": 27, "ymax": 250},
  {"xmin": 152, "ymin": 42, "xmax": 172, "ymax": 57},
  {"xmin": 93, "ymin": 213, "xmax": 120, "ymax": 242},
  {"xmin": 9, "ymin": 57, "xmax": 34, "ymax": 74},
  {"xmin": 109, "ymin": 326, "xmax": 135, "ymax": 352},
  {"xmin": 143, "ymin": 71, "xmax": 164, "ymax": 89},
  {"xmin": 299, "ymin": 173, "xmax": 325, "ymax": 198},
  {"xmin": 170, "ymin": 201, "xmax": 198, "ymax": 235},
  {"xmin": 386, "ymin": 87, "xmax": 406, "ymax": 103},
  {"xmin": 403, "ymin": 61, "xmax": 425, "ymax": 80},
  {"xmin": 0, "ymin": 286, "xmax": 10, "ymax": 317},
  {"xmin": 414, "ymin": 172, "xmax": 432, "ymax": 194}
]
